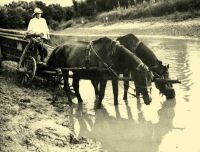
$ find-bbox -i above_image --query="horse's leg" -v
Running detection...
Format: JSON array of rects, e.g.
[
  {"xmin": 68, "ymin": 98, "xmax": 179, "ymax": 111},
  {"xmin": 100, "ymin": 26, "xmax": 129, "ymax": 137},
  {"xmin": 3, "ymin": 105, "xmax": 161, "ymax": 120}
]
[
  {"xmin": 112, "ymin": 78, "xmax": 118, "ymax": 105},
  {"xmin": 96, "ymin": 80, "xmax": 107, "ymax": 109},
  {"xmin": 62, "ymin": 70, "xmax": 73, "ymax": 106},
  {"xmin": 91, "ymin": 79, "xmax": 99, "ymax": 98},
  {"xmin": 135, "ymin": 86, "xmax": 141, "ymax": 97},
  {"xmin": 123, "ymin": 72, "xmax": 130, "ymax": 101},
  {"xmin": 72, "ymin": 76, "xmax": 83, "ymax": 103}
]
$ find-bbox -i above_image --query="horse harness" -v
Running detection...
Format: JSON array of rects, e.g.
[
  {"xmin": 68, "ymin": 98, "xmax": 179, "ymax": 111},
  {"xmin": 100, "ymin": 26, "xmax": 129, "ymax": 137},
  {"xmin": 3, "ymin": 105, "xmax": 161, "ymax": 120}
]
[
  {"xmin": 85, "ymin": 39, "xmax": 152, "ymax": 98},
  {"xmin": 85, "ymin": 39, "xmax": 144, "ymax": 80},
  {"xmin": 85, "ymin": 40, "xmax": 120, "ymax": 79}
]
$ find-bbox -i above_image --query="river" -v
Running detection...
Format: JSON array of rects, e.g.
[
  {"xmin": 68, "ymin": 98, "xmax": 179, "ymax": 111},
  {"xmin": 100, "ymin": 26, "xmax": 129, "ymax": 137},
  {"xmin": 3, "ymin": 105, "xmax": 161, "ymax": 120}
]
[{"xmin": 52, "ymin": 35, "xmax": 200, "ymax": 152}]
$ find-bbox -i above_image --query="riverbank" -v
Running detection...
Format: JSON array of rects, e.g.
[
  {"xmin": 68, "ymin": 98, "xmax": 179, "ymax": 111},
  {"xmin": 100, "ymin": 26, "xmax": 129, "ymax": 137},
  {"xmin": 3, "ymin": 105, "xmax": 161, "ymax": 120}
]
[
  {"xmin": 58, "ymin": 17, "xmax": 200, "ymax": 39},
  {"xmin": 0, "ymin": 63, "xmax": 103, "ymax": 152}
]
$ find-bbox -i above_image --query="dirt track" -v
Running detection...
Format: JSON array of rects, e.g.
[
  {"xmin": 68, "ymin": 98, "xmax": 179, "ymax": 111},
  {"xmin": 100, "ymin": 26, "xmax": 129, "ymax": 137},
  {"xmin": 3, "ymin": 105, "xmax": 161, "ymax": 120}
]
[{"xmin": 0, "ymin": 62, "xmax": 103, "ymax": 152}]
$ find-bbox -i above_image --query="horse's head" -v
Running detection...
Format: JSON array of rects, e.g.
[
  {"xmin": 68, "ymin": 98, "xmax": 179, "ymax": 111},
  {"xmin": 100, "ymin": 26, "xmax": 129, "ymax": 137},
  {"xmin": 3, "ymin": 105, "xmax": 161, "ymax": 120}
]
[
  {"xmin": 132, "ymin": 64, "xmax": 153, "ymax": 105},
  {"xmin": 152, "ymin": 61, "xmax": 175, "ymax": 99},
  {"xmin": 116, "ymin": 34, "xmax": 139, "ymax": 53},
  {"xmin": 113, "ymin": 40, "xmax": 154, "ymax": 105}
]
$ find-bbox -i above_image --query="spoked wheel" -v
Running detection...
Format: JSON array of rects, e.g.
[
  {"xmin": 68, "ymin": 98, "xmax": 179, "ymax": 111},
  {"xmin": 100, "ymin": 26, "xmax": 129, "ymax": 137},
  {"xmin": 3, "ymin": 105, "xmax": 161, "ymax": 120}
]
[{"xmin": 17, "ymin": 56, "xmax": 36, "ymax": 86}]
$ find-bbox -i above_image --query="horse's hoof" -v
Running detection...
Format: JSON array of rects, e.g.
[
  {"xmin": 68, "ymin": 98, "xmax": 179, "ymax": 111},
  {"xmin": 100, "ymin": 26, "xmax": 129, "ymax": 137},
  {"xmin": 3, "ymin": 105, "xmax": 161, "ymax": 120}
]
[
  {"xmin": 68, "ymin": 101, "xmax": 73, "ymax": 107},
  {"xmin": 144, "ymin": 101, "xmax": 150, "ymax": 105},
  {"xmin": 143, "ymin": 96, "xmax": 152, "ymax": 105},
  {"xmin": 78, "ymin": 99, "xmax": 83, "ymax": 103},
  {"xmin": 114, "ymin": 102, "xmax": 118, "ymax": 106},
  {"xmin": 123, "ymin": 96, "xmax": 127, "ymax": 101},
  {"xmin": 124, "ymin": 99, "xmax": 128, "ymax": 103},
  {"xmin": 95, "ymin": 103, "xmax": 102, "ymax": 109},
  {"xmin": 114, "ymin": 100, "xmax": 118, "ymax": 106}
]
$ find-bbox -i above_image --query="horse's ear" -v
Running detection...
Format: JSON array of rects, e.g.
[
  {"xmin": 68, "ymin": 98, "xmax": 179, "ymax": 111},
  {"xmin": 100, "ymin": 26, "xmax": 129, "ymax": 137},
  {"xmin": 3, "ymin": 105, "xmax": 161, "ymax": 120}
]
[
  {"xmin": 157, "ymin": 60, "xmax": 162, "ymax": 65},
  {"xmin": 167, "ymin": 64, "xmax": 169, "ymax": 69},
  {"xmin": 116, "ymin": 36, "xmax": 122, "ymax": 40}
]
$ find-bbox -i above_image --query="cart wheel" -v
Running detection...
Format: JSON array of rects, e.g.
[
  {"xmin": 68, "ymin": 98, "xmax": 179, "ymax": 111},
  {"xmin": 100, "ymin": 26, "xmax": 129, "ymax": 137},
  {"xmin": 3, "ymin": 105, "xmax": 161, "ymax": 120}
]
[{"xmin": 17, "ymin": 56, "xmax": 36, "ymax": 86}]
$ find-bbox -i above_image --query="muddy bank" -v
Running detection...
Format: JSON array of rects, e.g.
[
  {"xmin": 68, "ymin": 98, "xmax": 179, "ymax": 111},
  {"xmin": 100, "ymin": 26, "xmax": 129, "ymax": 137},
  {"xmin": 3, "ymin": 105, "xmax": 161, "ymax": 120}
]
[{"xmin": 0, "ymin": 63, "xmax": 104, "ymax": 152}]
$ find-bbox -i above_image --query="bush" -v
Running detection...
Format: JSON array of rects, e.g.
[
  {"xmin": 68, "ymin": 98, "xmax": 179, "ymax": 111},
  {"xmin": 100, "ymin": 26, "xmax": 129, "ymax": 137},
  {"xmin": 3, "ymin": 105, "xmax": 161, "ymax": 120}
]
[
  {"xmin": 58, "ymin": 20, "xmax": 75, "ymax": 29},
  {"xmin": 96, "ymin": 0, "xmax": 200, "ymax": 23},
  {"xmin": 49, "ymin": 19, "xmax": 59, "ymax": 30}
]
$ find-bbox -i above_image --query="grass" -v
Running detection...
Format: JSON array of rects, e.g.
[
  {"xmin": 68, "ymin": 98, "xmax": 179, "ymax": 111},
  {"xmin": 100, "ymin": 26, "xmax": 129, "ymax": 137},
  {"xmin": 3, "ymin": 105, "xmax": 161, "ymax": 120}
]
[{"xmin": 96, "ymin": 0, "xmax": 200, "ymax": 23}]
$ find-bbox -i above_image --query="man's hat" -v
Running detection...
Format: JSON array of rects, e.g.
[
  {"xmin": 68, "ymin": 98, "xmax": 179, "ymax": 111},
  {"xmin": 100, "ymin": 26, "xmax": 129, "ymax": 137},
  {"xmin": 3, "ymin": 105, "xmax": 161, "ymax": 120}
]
[{"xmin": 32, "ymin": 8, "xmax": 43, "ymax": 16}]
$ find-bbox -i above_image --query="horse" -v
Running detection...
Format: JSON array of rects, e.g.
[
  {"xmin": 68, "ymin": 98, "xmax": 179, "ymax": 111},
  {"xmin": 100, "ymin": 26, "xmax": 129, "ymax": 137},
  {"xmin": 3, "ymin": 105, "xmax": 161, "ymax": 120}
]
[
  {"xmin": 47, "ymin": 37, "xmax": 153, "ymax": 108},
  {"xmin": 116, "ymin": 33, "xmax": 175, "ymax": 100}
]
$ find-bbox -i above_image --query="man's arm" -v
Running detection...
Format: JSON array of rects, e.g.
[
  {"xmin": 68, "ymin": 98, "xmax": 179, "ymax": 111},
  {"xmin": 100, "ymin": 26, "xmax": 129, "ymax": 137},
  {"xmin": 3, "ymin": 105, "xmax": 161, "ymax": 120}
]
[{"xmin": 44, "ymin": 19, "xmax": 50, "ymax": 39}]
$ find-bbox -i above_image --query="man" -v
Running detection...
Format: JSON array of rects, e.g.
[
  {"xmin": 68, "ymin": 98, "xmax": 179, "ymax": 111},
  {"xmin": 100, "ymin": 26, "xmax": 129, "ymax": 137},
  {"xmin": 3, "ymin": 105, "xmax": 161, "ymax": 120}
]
[
  {"xmin": 27, "ymin": 8, "xmax": 50, "ymax": 40},
  {"xmin": 26, "ymin": 8, "xmax": 50, "ymax": 62}
]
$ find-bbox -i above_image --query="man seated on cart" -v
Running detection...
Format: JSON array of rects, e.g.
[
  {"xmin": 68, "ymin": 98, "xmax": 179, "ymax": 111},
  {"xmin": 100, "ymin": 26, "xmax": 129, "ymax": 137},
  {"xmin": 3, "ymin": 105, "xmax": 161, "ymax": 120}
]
[{"xmin": 26, "ymin": 8, "xmax": 50, "ymax": 63}]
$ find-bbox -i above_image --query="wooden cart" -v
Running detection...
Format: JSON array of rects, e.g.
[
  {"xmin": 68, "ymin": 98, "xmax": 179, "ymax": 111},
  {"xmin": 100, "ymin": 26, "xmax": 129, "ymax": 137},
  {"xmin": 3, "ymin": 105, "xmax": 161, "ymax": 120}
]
[{"xmin": 0, "ymin": 31, "xmax": 62, "ymax": 86}]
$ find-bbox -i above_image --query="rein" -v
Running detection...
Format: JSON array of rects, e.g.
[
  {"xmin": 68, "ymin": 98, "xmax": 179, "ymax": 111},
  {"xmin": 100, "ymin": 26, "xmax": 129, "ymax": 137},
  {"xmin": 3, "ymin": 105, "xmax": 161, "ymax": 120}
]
[
  {"xmin": 88, "ymin": 40, "xmax": 144, "ymax": 80},
  {"xmin": 88, "ymin": 40, "xmax": 151, "ymax": 98},
  {"xmin": 88, "ymin": 41, "xmax": 123, "ymax": 80}
]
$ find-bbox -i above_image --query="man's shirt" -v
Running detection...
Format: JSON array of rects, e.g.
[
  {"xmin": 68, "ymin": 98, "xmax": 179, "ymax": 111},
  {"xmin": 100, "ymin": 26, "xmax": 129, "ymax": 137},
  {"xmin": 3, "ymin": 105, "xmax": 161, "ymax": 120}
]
[{"xmin": 27, "ymin": 17, "xmax": 50, "ymax": 39}]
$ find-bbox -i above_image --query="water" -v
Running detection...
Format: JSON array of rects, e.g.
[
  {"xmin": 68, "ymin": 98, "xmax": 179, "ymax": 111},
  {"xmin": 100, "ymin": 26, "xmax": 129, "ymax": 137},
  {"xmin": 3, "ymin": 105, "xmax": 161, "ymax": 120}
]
[{"xmin": 66, "ymin": 36, "xmax": 200, "ymax": 152}]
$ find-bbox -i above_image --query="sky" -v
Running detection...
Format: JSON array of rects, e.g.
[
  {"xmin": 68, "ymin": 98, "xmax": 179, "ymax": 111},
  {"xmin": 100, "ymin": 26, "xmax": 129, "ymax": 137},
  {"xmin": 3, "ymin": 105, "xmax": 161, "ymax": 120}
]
[{"xmin": 0, "ymin": 0, "xmax": 73, "ymax": 7}]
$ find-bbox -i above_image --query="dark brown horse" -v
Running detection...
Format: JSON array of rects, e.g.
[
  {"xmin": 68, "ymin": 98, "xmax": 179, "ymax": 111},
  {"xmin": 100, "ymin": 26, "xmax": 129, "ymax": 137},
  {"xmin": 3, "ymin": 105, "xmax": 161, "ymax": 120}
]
[
  {"xmin": 116, "ymin": 34, "xmax": 175, "ymax": 100},
  {"xmin": 47, "ymin": 37, "xmax": 152, "ymax": 108}
]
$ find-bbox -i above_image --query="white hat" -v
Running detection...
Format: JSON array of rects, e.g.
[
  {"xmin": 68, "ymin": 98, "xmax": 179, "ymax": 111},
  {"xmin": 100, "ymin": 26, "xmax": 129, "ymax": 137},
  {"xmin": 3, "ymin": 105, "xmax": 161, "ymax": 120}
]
[{"xmin": 32, "ymin": 8, "xmax": 43, "ymax": 16}]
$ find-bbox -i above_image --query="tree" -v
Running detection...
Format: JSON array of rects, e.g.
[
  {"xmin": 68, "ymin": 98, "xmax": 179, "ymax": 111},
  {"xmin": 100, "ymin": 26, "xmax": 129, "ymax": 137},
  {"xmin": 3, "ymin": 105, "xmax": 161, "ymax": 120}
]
[
  {"xmin": 48, "ymin": 4, "xmax": 65, "ymax": 22},
  {"xmin": 72, "ymin": 0, "xmax": 79, "ymax": 16},
  {"xmin": 6, "ymin": 7, "xmax": 26, "ymax": 28},
  {"xmin": 0, "ymin": 1, "xmax": 74, "ymax": 29},
  {"xmin": 129, "ymin": 0, "xmax": 136, "ymax": 7},
  {"xmin": 136, "ymin": 0, "xmax": 144, "ymax": 4},
  {"xmin": 0, "ymin": 6, "xmax": 8, "ymax": 28},
  {"xmin": 95, "ymin": 0, "xmax": 117, "ymax": 12},
  {"xmin": 64, "ymin": 7, "xmax": 74, "ymax": 20},
  {"xmin": 118, "ymin": 0, "xmax": 129, "ymax": 8}
]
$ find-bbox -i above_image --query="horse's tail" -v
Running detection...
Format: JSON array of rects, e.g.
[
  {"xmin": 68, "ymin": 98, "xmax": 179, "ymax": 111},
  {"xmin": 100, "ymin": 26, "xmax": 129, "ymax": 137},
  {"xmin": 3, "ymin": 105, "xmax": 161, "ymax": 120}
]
[{"xmin": 47, "ymin": 46, "xmax": 58, "ymax": 68}]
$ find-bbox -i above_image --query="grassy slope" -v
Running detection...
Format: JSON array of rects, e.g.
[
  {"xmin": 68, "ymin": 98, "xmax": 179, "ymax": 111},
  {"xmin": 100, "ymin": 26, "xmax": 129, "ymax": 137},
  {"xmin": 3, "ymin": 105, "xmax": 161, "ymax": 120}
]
[{"xmin": 57, "ymin": 0, "xmax": 200, "ymax": 38}]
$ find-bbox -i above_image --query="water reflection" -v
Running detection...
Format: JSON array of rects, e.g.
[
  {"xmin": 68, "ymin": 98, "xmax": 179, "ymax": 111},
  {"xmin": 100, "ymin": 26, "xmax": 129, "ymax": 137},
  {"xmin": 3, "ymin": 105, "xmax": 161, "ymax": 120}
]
[{"xmin": 68, "ymin": 97, "xmax": 176, "ymax": 152}]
